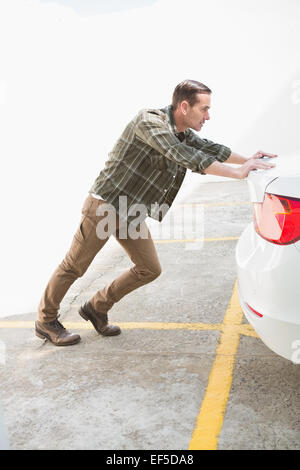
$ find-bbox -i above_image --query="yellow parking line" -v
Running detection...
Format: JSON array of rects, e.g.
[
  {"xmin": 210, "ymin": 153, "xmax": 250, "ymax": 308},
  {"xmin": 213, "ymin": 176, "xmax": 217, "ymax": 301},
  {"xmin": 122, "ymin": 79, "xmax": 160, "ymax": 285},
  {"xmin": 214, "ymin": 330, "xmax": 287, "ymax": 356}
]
[
  {"xmin": 238, "ymin": 324, "xmax": 259, "ymax": 338},
  {"xmin": 0, "ymin": 320, "xmax": 258, "ymax": 337},
  {"xmin": 0, "ymin": 298, "xmax": 258, "ymax": 451},
  {"xmin": 154, "ymin": 236, "xmax": 239, "ymax": 244},
  {"xmin": 177, "ymin": 202, "xmax": 250, "ymax": 207},
  {"xmin": 188, "ymin": 280, "xmax": 243, "ymax": 450},
  {"xmin": 68, "ymin": 322, "xmax": 221, "ymax": 331},
  {"xmin": 0, "ymin": 321, "xmax": 221, "ymax": 330},
  {"xmin": 0, "ymin": 321, "xmax": 35, "ymax": 329}
]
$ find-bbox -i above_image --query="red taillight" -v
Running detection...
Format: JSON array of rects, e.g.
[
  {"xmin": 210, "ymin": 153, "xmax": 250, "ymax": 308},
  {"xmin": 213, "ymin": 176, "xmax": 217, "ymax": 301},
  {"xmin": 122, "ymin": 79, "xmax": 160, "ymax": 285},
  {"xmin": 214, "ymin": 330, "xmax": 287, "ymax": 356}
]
[
  {"xmin": 246, "ymin": 303, "xmax": 263, "ymax": 317},
  {"xmin": 253, "ymin": 193, "xmax": 300, "ymax": 245}
]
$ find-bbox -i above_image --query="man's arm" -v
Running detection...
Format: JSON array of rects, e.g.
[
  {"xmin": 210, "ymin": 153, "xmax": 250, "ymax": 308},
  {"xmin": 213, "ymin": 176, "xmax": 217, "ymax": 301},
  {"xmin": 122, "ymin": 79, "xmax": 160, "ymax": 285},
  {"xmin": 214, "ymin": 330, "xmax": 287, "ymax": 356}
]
[
  {"xmin": 184, "ymin": 128, "xmax": 231, "ymax": 163},
  {"xmin": 135, "ymin": 112, "xmax": 277, "ymax": 178},
  {"xmin": 225, "ymin": 152, "xmax": 248, "ymax": 164},
  {"xmin": 225, "ymin": 150, "xmax": 278, "ymax": 165},
  {"xmin": 203, "ymin": 153, "xmax": 277, "ymax": 179},
  {"xmin": 185, "ymin": 129, "xmax": 278, "ymax": 168},
  {"xmin": 135, "ymin": 110, "xmax": 231, "ymax": 173}
]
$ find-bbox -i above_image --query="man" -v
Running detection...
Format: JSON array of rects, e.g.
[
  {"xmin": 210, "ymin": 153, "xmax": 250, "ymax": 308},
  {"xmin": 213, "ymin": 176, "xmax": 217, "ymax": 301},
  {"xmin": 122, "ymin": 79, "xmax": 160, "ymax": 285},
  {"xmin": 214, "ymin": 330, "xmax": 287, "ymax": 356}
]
[{"xmin": 35, "ymin": 79, "xmax": 277, "ymax": 346}]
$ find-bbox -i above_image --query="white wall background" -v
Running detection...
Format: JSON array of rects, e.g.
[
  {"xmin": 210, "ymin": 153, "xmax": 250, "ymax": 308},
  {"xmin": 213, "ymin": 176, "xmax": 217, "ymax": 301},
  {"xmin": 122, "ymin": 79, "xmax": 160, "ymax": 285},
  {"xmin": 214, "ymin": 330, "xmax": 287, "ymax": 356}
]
[{"xmin": 0, "ymin": 0, "xmax": 299, "ymax": 316}]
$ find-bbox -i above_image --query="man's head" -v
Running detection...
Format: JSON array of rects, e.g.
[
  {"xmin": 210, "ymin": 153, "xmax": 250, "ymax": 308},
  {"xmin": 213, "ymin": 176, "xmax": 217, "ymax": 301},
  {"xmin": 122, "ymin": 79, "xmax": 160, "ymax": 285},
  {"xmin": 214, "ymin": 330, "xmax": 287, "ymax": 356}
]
[{"xmin": 172, "ymin": 79, "xmax": 211, "ymax": 132}]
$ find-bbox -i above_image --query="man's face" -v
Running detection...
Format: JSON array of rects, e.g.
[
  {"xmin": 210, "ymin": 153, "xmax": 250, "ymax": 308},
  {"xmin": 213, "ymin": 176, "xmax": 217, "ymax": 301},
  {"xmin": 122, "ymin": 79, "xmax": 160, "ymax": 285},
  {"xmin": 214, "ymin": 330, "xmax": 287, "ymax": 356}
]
[{"xmin": 182, "ymin": 93, "xmax": 211, "ymax": 132}]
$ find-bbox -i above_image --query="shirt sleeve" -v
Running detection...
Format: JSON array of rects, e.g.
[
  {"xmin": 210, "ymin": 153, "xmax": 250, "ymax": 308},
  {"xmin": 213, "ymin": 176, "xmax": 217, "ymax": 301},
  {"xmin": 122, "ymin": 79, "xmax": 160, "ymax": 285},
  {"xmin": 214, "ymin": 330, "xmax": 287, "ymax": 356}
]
[
  {"xmin": 135, "ymin": 110, "xmax": 231, "ymax": 174},
  {"xmin": 184, "ymin": 128, "xmax": 231, "ymax": 167}
]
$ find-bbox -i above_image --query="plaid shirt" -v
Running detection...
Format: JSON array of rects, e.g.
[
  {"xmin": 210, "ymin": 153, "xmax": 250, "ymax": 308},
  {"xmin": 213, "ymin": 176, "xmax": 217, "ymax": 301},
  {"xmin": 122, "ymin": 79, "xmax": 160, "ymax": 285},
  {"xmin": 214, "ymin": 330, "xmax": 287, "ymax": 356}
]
[{"xmin": 89, "ymin": 105, "xmax": 231, "ymax": 222}]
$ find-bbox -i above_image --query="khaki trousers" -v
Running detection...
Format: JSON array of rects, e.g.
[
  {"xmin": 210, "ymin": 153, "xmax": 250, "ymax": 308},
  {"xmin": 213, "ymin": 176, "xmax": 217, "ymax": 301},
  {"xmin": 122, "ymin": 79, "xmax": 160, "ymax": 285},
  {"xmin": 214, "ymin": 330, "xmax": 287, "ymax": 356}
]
[{"xmin": 38, "ymin": 194, "xmax": 162, "ymax": 323}]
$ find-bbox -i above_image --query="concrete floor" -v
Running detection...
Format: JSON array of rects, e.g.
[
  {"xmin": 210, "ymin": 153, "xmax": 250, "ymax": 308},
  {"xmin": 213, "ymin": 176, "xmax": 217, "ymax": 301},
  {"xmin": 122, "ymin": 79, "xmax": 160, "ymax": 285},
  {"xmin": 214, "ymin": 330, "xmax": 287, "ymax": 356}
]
[{"xmin": 0, "ymin": 179, "xmax": 299, "ymax": 450}]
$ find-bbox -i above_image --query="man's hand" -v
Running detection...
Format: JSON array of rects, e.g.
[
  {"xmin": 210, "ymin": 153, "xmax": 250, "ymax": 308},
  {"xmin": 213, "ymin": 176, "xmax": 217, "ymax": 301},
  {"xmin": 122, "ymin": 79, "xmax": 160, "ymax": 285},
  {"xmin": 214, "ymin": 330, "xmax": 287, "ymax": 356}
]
[
  {"xmin": 251, "ymin": 150, "xmax": 278, "ymax": 160},
  {"xmin": 235, "ymin": 156, "xmax": 276, "ymax": 179},
  {"xmin": 226, "ymin": 150, "xmax": 278, "ymax": 165},
  {"xmin": 203, "ymin": 150, "xmax": 278, "ymax": 179}
]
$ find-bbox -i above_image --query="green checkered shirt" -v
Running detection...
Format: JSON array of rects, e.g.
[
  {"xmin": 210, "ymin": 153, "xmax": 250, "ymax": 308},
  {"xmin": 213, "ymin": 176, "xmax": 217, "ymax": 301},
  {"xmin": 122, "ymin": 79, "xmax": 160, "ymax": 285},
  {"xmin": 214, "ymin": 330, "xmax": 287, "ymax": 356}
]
[{"xmin": 90, "ymin": 105, "xmax": 231, "ymax": 222}]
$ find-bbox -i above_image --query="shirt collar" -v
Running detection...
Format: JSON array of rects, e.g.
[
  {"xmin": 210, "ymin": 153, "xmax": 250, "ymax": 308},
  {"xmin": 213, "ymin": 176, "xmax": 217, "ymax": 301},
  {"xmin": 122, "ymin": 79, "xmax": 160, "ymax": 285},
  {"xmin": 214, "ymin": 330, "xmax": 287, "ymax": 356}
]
[
  {"xmin": 161, "ymin": 104, "xmax": 186, "ymax": 141},
  {"xmin": 160, "ymin": 104, "xmax": 178, "ymax": 132}
]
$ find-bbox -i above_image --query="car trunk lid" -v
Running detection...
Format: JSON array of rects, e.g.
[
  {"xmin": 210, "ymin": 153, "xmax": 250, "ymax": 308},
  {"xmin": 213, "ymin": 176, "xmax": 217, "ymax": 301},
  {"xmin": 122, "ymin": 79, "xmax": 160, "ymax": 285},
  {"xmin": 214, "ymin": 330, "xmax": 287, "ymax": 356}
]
[{"xmin": 247, "ymin": 155, "xmax": 300, "ymax": 202}]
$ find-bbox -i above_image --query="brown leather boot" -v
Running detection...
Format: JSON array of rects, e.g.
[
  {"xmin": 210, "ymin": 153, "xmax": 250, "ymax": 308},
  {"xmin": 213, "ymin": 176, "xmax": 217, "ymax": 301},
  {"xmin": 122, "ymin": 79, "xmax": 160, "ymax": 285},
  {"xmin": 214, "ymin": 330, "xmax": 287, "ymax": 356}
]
[
  {"xmin": 35, "ymin": 318, "xmax": 81, "ymax": 346},
  {"xmin": 79, "ymin": 301, "xmax": 121, "ymax": 336}
]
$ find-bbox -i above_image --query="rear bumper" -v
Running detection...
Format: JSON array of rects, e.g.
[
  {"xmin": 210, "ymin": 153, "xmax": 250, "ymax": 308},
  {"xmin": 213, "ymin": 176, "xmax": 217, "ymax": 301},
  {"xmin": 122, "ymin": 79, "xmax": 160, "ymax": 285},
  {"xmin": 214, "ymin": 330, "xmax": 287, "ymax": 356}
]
[
  {"xmin": 236, "ymin": 223, "xmax": 300, "ymax": 362},
  {"xmin": 239, "ymin": 296, "xmax": 300, "ymax": 362}
]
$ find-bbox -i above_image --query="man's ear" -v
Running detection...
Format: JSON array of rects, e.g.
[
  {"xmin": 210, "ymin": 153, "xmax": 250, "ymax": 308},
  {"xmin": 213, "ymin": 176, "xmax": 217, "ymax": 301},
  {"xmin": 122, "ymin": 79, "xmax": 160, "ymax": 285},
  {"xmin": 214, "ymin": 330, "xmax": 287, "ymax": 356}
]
[{"xmin": 180, "ymin": 100, "xmax": 189, "ymax": 116}]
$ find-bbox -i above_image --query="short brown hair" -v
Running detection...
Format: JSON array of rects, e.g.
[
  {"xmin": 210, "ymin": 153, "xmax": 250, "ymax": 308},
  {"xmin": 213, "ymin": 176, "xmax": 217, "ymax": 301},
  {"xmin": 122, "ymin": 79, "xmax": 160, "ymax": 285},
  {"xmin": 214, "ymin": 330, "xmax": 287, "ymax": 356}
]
[{"xmin": 172, "ymin": 80, "xmax": 212, "ymax": 110}]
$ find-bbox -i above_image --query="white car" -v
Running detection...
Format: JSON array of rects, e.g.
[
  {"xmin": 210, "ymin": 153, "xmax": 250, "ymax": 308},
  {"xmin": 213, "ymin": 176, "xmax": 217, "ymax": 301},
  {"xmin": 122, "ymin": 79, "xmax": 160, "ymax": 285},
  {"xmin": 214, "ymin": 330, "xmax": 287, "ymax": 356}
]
[{"xmin": 236, "ymin": 155, "xmax": 300, "ymax": 363}]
